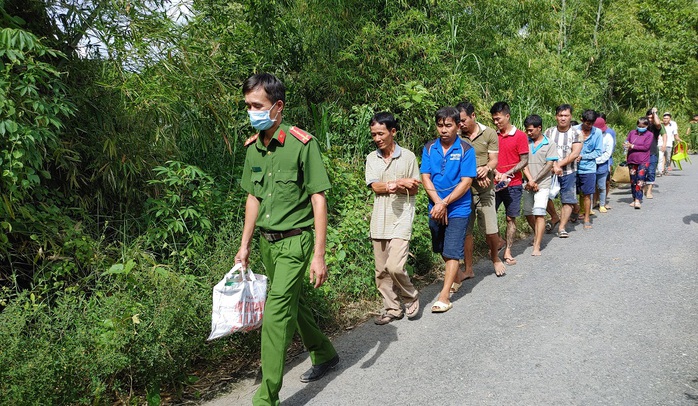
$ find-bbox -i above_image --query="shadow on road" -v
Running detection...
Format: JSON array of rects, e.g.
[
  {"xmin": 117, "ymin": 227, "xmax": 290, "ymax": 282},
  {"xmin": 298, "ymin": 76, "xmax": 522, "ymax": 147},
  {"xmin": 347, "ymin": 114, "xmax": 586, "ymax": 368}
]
[
  {"xmin": 282, "ymin": 324, "xmax": 399, "ymax": 405},
  {"xmin": 683, "ymin": 214, "xmax": 698, "ymax": 225},
  {"xmin": 684, "ymin": 376, "xmax": 698, "ymax": 403}
]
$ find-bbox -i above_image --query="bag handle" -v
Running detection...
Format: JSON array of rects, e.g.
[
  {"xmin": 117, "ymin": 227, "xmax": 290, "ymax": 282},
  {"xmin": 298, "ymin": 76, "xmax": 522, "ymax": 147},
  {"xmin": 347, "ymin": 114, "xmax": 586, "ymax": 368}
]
[{"xmin": 229, "ymin": 263, "xmax": 257, "ymax": 282}]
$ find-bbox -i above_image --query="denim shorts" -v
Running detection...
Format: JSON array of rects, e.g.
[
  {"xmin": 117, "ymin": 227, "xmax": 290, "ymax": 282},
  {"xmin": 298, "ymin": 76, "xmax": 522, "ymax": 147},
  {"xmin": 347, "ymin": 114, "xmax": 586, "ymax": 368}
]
[
  {"xmin": 495, "ymin": 185, "xmax": 523, "ymax": 218},
  {"xmin": 647, "ymin": 154, "xmax": 658, "ymax": 184},
  {"xmin": 558, "ymin": 172, "xmax": 577, "ymax": 204},
  {"xmin": 429, "ymin": 216, "xmax": 468, "ymax": 260},
  {"xmin": 576, "ymin": 172, "xmax": 596, "ymax": 196}
]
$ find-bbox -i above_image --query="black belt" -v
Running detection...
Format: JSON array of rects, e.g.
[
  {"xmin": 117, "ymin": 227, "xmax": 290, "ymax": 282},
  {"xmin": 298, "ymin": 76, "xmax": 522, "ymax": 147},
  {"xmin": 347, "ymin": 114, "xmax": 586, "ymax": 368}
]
[{"xmin": 260, "ymin": 227, "xmax": 310, "ymax": 242}]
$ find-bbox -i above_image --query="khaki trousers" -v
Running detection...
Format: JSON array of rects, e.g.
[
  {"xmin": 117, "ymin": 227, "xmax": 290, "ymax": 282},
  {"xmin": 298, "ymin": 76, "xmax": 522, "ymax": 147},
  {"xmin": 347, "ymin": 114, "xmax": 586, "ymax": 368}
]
[{"xmin": 372, "ymin": 238, "xmax": 418, "ymax": 317}]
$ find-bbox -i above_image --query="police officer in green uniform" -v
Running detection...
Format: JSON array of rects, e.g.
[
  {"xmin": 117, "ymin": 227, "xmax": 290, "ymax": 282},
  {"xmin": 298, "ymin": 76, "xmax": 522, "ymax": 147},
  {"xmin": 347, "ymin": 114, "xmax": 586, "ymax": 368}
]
[{"xmin": 235, "ymin": 73, "xmax": 338, "ymax": 406}]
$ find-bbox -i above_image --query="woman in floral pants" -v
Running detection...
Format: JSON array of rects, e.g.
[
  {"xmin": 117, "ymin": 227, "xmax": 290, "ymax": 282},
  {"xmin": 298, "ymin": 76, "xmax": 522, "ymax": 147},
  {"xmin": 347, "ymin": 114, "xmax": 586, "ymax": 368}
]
[{"xmin": 625, "ymin": 117, "xmax": 653, "ymax": 209}]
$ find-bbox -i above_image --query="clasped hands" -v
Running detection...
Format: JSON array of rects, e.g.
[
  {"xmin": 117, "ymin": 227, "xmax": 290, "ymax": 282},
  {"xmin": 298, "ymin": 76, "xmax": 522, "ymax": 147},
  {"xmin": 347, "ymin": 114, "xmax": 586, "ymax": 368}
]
[
  {"xmin": 524, "ymin": 180, "xmax": 539, "ymax": 192},
  {"xmin": 387, "ymin": 178, "xmax": 420, "ymax": 193},
  {"xmin": 430, "ymin": 201, "xmax": 448, "ymax": 225}
]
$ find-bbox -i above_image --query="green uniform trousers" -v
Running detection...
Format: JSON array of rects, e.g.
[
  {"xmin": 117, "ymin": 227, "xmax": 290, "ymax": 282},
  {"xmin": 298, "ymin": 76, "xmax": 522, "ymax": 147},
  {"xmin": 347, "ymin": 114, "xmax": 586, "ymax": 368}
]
[{"xmin": 252, "ymin": 230, "xmax": 337, "ymax": 406}]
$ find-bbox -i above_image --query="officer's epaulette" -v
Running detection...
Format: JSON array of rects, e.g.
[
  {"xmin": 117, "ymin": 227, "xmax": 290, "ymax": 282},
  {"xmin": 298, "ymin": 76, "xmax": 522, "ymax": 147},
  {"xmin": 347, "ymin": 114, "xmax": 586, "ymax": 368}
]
[
  {"xmin": 289, "ymin": 126, "xmax": 312, "ymax": 145},
  {"xmin": 244, "ymin": 133, "xmax": 259, "ymax": 147}
]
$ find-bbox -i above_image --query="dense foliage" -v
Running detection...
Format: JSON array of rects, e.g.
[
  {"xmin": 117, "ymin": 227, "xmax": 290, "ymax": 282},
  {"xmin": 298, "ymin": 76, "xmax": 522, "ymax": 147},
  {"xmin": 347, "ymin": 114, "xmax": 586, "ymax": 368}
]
[{"xmin": 1, "ymin": 0, "xmax": 696, "ymax": 403}]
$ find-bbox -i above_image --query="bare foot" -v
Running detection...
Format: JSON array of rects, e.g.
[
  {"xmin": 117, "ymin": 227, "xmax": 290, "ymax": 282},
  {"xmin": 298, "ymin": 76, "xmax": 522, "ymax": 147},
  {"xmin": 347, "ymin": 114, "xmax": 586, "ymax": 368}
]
[
  {"xmin": 456, "ymin": 265, "xmax": 474, "ymax": 282},
  {"xmin": 531, "ymin": 249, "xmax": 541, "ymax": 256},
  {"xmin": 493, "ymin": 261, "xmax": 506, "ymax": 277}
]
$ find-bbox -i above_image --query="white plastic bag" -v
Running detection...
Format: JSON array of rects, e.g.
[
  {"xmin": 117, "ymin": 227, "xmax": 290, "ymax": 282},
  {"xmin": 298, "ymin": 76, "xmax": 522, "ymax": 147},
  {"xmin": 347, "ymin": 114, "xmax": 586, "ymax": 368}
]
[
  {"xmin": 207, "ymin": 263, "xmax": 268, "ymax": 340},
  {"xmin": 549, "ymin": 175, "xmax": 561, "ymax": 199}
]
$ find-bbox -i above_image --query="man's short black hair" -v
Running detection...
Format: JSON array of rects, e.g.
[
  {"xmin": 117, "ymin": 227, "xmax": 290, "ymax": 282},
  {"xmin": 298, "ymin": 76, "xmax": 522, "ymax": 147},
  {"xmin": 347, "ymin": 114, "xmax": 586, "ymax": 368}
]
[
  {"xmin": 370, "ymin": 112, "xmax": 399, "ymax": 131},
  {"xmin": 556, "ymin": 104, "xmax": 573, "ymax": 115},
  {"xmin": 456, "ymin": 101, "xmax": 475, "ymax": 116},
  {"xmin": 524, "ymin": 114, "xmax": 543, "ymax": 128},
  {"xmin": 490, "ymin": 101, "xmax": 510, "ymax": 115},
  {"xmin": 242, "ymin": 73, "xmax": 286, "ymax": 104},
  {"xmin": 435, "ymin": 107, "xmax": 460, "ymax": 124},
  {"xmin": 581, "ymin": 109, "xmax": 599, "ymax": 123},
  {"xmin": 637, "ymin": 117, "xmax": 650, "ymax": 126},
  {"xmin": 646, "ymin": 108, "xmax": 655, "ymax": 116}
]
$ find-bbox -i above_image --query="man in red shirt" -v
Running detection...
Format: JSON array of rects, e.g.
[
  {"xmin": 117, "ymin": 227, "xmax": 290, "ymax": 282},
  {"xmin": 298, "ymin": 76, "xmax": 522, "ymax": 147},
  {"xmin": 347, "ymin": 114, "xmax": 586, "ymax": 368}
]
[{"xmin": 491, "ymin": 102, "xmax": 529, "ymax": 266}]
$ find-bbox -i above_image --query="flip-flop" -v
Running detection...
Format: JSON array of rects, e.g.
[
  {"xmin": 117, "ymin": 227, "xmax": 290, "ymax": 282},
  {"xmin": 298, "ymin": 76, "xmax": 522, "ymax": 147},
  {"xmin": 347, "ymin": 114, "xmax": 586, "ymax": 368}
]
[
  {"xmin": 545, "ymin": 220, "xmax": 560, "ymax": 234},
  {"xmin": 431, "ymin": 301, "xmax": 453, "ymax": 313},
  {"xmin": 449, "ymin": 282, "xmax": 462, "ymax": 297},
  {"xmin": 504, "ymin": 257, "xmax": 517, "ymax": 265},
  {"xmin": 374, "ymin": 312, "xmax": 403, "ymax": 325},
  {"xmin": 405, "ymin": 297, "xmax": 420, "ymax": 319}
]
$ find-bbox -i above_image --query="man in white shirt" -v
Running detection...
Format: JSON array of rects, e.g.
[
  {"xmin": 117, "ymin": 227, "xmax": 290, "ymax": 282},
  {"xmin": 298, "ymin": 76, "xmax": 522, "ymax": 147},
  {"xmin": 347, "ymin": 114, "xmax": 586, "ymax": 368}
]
[{"xmin": 660, "ymin": 112, "xmax": 680, "ymax": 174}]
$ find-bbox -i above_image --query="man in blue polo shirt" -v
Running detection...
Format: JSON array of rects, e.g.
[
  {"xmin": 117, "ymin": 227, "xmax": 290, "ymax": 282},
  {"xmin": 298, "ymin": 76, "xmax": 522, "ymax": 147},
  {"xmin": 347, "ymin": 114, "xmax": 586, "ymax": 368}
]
[{"xmin": 421, "ymin": 107, "xmax": 477, "ymax": 313}]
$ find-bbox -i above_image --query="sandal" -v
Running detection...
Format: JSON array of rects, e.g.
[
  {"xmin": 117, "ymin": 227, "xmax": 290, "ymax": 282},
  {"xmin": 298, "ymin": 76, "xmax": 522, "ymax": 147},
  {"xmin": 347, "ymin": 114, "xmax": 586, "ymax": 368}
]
[
  {"xmin": 405, "ymin": 296, "xmax": 420, "ymax": 319},
  {"xmin": 557, "ymin": 230, "xmax": 569, "ymax": 238},
  {"xmin": 431, "ymin": 300, "xmax": 453, "ymax": 313},
  {"xmin": 449, "ymin": 282, "xmax": 462, "ymax": 297},
  {"xmin": 374, "ymin": 312, "xmax": 403, "ymax": 325},
  {"xmin": 545, "ymin": 219, "xmax": 560, "ymax": 234}
]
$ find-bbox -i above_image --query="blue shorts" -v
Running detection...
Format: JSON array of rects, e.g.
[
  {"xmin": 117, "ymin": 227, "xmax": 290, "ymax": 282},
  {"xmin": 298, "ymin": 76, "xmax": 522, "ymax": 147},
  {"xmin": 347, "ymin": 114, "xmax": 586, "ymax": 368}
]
[
  {"xmin": 429, "ymin": 217, "xmax": 468, "ymax": 260},
  {"xmin": 495, "ymin": 185, "xmax": 523, "ymax": 218},
  {"xmin": 558, "ymin": 173, "xmax": 577, "ymax": 204},
  {"xmin": 576, "ymin": 172, "xmax": 596, "ymax": 196}
]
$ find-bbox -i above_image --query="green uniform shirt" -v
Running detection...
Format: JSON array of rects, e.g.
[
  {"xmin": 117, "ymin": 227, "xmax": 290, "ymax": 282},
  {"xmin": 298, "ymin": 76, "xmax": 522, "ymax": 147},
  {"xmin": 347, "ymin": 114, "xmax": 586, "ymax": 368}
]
[{"xmin": 240, "ymin": 122, "xmax": 331, "ymax": 231}]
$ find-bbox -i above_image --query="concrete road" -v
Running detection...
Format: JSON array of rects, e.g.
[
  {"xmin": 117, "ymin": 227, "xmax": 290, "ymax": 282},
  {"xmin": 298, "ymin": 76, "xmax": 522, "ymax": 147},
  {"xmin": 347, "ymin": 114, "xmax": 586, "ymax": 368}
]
[{"xmin": 207, "ymin": 160, "xmax": 698, "ymax": 406}]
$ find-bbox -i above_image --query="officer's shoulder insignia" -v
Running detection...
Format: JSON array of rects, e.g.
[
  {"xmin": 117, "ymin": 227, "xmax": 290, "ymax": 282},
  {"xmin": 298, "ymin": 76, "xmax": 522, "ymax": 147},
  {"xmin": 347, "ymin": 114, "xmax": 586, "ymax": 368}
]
[
  {"xmin": 244, "ymin": 133, "xmax": 259, "ymax": 147},
  {"xmin": 278, "ymin": 129, "xmax": 287, "ymax": 144},
  {"xmin": 289, "ymin": 126, "xmax": 312, "ymax": 144}
]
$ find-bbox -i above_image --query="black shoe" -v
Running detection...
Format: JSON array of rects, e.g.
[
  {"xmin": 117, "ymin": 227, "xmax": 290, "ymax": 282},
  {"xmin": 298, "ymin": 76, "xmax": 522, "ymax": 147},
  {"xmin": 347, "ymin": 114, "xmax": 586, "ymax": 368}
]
[{"xmin": 299, "ymin": 354, "xmax": 339, "ymax": 383}]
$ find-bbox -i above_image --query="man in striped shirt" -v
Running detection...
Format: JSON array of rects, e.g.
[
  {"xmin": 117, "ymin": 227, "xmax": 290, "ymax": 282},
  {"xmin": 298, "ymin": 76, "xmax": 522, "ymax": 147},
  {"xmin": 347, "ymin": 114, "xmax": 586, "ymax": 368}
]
[
  {"xmin": 365, "ymin": 112, "xmax": 421, "ymax": 324},
  {"xmin": 545, "ymin": 104, "xmax": 582, "ymax": 238}
]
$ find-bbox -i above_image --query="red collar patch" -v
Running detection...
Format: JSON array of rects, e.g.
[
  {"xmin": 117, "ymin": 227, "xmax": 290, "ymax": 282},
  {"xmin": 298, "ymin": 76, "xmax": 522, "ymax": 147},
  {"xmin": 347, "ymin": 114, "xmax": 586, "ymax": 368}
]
[{"xmin": 277, "ymin": 129, "xmax": 287, "ymax": 144}]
